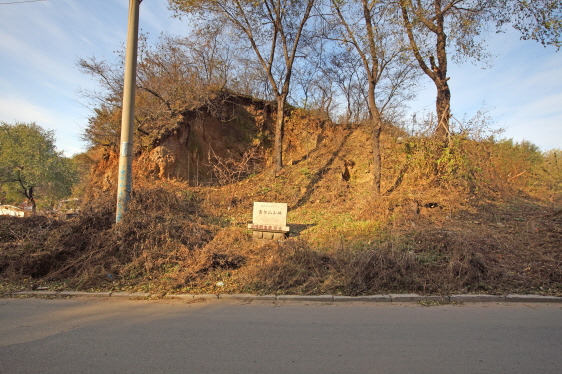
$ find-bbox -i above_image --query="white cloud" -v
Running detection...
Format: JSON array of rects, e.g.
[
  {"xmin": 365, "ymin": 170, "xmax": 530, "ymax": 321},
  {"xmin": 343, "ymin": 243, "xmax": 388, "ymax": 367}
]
[
  {"xmin": 0, "ymin": 97, "xmax": 58, "ymax": 125},
  {"xmin": 0, "ymin": 96, "xmax": 85, "ymax": 156},
  {"xmin": 3, "ymin": 0, "xmax": 556, "ymax": 155}
]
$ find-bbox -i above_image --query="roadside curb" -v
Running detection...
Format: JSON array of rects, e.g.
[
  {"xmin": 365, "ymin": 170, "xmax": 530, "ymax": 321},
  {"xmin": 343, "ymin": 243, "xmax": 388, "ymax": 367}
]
[{"xmin": 8, "ymin": 291, "xmax": 562, "ymax": 303}]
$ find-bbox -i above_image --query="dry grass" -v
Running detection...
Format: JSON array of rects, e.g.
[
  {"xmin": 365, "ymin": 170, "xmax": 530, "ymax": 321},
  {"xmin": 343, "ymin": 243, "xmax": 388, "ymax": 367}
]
[
  {"xmin": 1, "ymin": 186, "xmax": 214, "ymax": 291},
  {"xmin": 3, "ymin": 188, "xmax": 559, "ymax": 296},
  {"xmin": 1, "ymin": 123, "xmax": 561, "ymax": 296}
]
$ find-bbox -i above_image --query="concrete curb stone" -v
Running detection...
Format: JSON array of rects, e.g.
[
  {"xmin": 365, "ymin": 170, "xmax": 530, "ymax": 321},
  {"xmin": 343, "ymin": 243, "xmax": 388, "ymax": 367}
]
[
  {"xmin": 334, "ymin": 295, "xmax": 392, "ymax": 302},
  {"xmin": 164, "ymin": 294, "xmax": 195, "ymax": 300},
  {"xmin": 191, "ymin": 294, "xmax": 219, "ymax": 300},
  {"xmin": 277, "ymin": 295, "xmax": 334, "ymax": 302},
  {"xmin": 390, "ymin": 294, "xmax": 421, "ymax": 302},
  {"xmin": 59, "ymin": 291, "xmax": 112, "ymax": 297},
  {"xmin": 390, "ymin": 293, "xmax": 420, "ymax": 302},
  {"xmin": 505, "ymin": 294, "xmax": 561, "ymax": 302},
  {"xmin": 7, "ymin": 291, "xmax": 562, "ymax": 303},
  {"xmin": 14, "ymin": 291, "xmax": 59, "ymax": 297},
  {"xmin": 418, "ymin": 295, "xmax": 451, "ymax": 302},
  {"xmin": 219, "ymin": 294, "xmax": 277, "ymax": 301},
  {"xmin": 110, "ymin": 292, "xmax": 151, "ymax": 298},
  {"xmin": 390, "ymin": 294, "xmax": 451, "ymax": 302},
  {"xmin": 450, "ymin": 294, "xmax": 506, "ymax": 302}
]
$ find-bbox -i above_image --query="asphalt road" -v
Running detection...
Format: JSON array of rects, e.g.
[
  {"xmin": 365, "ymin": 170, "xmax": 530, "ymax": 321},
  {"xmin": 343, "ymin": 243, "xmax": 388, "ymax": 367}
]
[{"xmin": 1, "ymin": 297, "xmax": 560, "ymax": 373}]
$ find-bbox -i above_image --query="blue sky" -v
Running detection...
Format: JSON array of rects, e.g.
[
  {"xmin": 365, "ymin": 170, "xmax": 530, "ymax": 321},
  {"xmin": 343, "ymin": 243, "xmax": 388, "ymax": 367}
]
[
  {"xmin": 0, "ymin": 0, "xmax": 185, "ymax": 155},
  {"xmin": 1, "ymin": 0, "xmax": 561, "ymax": 156}
]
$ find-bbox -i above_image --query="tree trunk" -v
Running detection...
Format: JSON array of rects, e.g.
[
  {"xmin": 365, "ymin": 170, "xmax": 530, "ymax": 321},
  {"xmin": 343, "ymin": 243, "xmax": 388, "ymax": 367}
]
[
  {"xmin": 372, "ymin": 121, "xmax": 382, "ymax": 196},
  {"xmin": 399, "ymin": 1, "xmax": 451, "ymax": 140},
  {"xmin": 433, "ymin": 7, "xmax": 450, "ymax": 140},
  {"xmin": 435, "ymin": 78, "xmax": 451, "ymax": 139},
  {"xmin": 274, "ymin": 95, "xmax": 286, "ymax": 172},
  {"xmin": 367, "ymin": 83, "xmax": 382, "ymax": 196},
  {"xmin": 28, "ymin": 186, "xmax": 36, "ymax": 213}
]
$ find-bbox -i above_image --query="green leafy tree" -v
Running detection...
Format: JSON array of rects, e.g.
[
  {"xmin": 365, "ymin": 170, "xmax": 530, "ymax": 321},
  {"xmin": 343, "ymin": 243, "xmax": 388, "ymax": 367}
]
[{"xmin": 0, "ymin": 122, "xmax": 78, "ymax": 212}]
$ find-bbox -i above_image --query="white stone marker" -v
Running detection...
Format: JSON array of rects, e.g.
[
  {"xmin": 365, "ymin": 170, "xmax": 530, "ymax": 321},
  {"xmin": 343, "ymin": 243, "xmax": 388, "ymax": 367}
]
[{"xmin": 248, "ymin": 202, "xmax": 290, "ymax": 236}]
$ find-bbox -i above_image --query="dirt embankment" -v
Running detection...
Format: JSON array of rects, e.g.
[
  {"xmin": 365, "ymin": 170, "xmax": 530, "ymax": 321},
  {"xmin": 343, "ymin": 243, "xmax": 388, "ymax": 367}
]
[
  {"xmin": 1, "ymin": 96, "xmax": 560, "ymax": 296},
  {"xmin": 1, "ymin": 188, "xmax": 560, "ymax": 295}
]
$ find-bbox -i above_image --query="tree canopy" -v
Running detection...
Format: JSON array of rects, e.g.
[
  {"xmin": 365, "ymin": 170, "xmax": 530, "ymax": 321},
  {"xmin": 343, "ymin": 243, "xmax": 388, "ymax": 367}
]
[
  {"xmin": 327, "ymin": 0, "xmax": 418, "ymax": 194},
  {"xmin": 0, "ymin": 122, "xmax": 77, "ymax": 211},
  {"xmin": 76, "ymin": 0, "xmax": 561, "ymax": 196},
  {"xmin": 169, "ymin": 0, "xmax": 316, "ymax": 170},
  {"xmin": 396, "ymin": 0, "xmax": 562, "ymax": 138}
]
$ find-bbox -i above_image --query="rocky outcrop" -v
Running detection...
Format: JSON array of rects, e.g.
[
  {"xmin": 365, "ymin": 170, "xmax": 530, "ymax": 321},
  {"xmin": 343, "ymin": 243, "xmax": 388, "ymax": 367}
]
[{"xmin": 87, "ymin": 93, "xmax": 330, "ymax": 191}]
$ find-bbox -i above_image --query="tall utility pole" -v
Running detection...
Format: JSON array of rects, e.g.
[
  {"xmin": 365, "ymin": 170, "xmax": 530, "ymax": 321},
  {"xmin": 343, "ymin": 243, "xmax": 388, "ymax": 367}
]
[{"xmin": 116, "ymin": 0, "xmax": 141, "ymax": 223}]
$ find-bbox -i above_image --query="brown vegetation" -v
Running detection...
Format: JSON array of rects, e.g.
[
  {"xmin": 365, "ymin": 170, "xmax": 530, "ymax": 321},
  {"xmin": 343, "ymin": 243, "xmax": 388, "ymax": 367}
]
[{"xmin": 1, "ymin": 105, "xmax": 560, "ymax": 296}]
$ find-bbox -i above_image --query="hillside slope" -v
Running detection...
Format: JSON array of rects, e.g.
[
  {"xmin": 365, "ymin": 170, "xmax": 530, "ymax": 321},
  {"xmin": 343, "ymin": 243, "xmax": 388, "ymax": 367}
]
[{"xmin": 1, "ymin": 97, "xmax": 560, "ymax": 296}]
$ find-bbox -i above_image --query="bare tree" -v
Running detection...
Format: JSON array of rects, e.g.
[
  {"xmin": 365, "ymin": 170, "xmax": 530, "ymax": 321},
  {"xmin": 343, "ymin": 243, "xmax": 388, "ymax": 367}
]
[
  {"xmin": 330, "ymin": 0, "xmax": 418, "ymax": 195},
  {"xmin": 328, "ymin": 50, "xmax": 369, "ymax": 124},
  {"xmin": 170, "ymin": 0, "xmax": 316, "ymax": 172},
  {"xmin": 397, "ymin": 0, "xmax": 561, "ymax": 139},
  {"xmin": 79, "ymin": 32, "xmax": 239, "ymax": 149}
]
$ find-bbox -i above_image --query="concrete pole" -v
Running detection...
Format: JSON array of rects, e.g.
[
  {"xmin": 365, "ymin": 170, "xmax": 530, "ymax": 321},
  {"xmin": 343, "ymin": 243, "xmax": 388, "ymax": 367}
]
[{"xmin": 116, "ymin": 0, "xmax": 141, "ymax": 223}]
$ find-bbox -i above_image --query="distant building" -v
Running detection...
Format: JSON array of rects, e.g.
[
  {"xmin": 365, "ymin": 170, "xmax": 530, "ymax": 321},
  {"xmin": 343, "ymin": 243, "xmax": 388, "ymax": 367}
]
[{"xmin": 0, "ymin": 205, "xmax": 28, "ymax": 217}]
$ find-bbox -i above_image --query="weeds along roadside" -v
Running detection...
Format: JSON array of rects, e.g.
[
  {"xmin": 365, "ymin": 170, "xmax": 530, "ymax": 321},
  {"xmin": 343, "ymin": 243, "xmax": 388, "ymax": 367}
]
[{"xmin": 1, "ymin": 130, "xmax": 560, "ymax": 296}]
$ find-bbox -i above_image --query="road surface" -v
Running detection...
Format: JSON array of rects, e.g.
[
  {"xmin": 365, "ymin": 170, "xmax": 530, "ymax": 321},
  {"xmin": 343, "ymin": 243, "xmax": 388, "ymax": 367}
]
[{"xmin": 1, "ymin": 297, "xmax": 560, "ymax": 373}]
